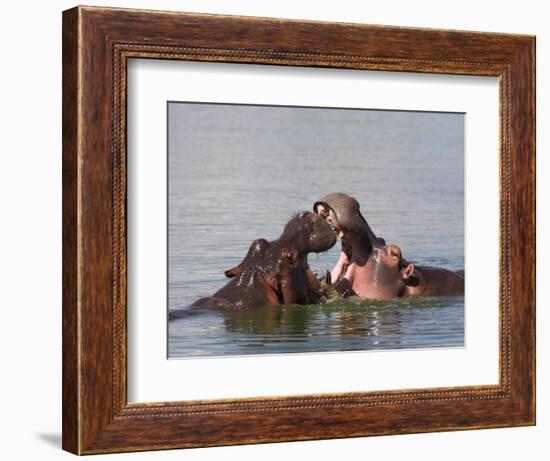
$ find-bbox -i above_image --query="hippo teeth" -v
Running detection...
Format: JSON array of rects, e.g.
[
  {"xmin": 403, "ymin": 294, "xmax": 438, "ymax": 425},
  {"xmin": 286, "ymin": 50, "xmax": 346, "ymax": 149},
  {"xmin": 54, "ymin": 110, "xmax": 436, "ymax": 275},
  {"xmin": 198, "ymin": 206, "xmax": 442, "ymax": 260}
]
[{"xmin": 328, "ymin": 223, "xmax": 342, "ymax": 238}]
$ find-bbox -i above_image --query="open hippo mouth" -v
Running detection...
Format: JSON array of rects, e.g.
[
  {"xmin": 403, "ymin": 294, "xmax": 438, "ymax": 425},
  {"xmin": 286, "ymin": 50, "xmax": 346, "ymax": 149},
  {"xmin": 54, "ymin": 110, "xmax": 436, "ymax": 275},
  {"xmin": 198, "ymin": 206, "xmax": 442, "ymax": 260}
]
[{"xmin": 313, "ymin": 193, "xmax": 385, "ymax": 259}]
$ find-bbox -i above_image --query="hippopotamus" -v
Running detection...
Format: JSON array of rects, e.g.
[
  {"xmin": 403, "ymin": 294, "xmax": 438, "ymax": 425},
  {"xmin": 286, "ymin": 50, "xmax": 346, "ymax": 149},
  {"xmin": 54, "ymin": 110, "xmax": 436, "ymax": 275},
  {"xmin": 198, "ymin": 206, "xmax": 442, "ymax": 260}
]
[
  {"xmin": 344, "ymin": 242, "xmax": 464, "ymax": 299},
  {"xmin": 191, "ymin": 211, "xmax": 337, "ymax": 310},
  {"xmin": 313, "ymin": 192, "xmax": 464, "ymax": 300},
  {"xmin": 313, "ymin": 193, "xmax": 386, "ymax": 297}
]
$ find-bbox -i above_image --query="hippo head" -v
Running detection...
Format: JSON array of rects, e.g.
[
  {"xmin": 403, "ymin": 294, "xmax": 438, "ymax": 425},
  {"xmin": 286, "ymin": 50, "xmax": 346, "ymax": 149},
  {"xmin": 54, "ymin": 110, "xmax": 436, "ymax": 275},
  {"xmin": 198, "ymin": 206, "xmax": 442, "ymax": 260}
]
[
  {"xmin": 281, "ymin": 211, "xmax": 337, "ymax": 254},
  {"xmin": 365, "ymin": 244, "xmax": 416, "ymax": 299},
  {"xmin": 224, "ymin": 212, "xmax": 336, "ymax": 280},
  {"xmin": 313, "ymin": 192, "xmax": 385, "ymax": 253},
  {"xmin": 314, "ymin": 193, "xmax": 365, "ymax": 237}
]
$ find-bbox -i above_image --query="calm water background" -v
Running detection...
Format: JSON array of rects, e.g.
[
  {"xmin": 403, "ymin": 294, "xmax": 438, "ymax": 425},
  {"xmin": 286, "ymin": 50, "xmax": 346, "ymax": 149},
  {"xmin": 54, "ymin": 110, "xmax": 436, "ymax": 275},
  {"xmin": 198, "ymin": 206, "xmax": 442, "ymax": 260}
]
[{"xmin": 168, "ymin": 103, "xmax": 464, "ymax": 358}]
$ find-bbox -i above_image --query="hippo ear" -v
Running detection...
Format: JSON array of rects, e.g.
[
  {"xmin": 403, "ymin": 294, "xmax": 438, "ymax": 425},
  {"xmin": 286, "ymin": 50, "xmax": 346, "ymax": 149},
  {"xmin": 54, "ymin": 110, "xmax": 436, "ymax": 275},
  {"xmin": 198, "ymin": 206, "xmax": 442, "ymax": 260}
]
[
  {"xmin": 402, "ymin": 263, "xmax": 415, "ymax": 281},
  {"xmin": 224, "ymin": 266, "xmax": 241, "ymax": 278}
]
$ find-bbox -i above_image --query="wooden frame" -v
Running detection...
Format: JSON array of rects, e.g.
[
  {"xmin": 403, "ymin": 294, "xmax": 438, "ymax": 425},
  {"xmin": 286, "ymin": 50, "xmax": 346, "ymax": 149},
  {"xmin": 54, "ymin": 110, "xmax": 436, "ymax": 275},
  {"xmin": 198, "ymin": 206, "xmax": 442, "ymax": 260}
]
[{"xmin": 62, "ymin": 5, "xmax": 535, "ymax": 455}]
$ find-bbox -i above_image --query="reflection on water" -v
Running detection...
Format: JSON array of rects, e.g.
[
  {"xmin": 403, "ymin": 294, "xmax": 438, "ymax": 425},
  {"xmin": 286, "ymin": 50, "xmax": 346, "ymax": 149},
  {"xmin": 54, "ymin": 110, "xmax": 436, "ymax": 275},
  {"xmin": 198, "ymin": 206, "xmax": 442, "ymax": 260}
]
[
  {"xmin": 169, "ymin": 297, "xmax": 464, "ymax": 357},
  {"xmin": 167, "ymin": 102, "xmax": 464, "ymax": 358}
]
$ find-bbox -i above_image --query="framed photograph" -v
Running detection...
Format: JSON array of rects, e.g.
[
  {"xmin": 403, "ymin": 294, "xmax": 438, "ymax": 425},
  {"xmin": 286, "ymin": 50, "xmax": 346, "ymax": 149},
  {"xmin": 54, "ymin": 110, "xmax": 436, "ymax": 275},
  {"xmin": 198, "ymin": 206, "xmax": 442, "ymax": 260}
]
[{"xmin": 62, "ymin": 6, "xmax": 535, "ymax": 454}]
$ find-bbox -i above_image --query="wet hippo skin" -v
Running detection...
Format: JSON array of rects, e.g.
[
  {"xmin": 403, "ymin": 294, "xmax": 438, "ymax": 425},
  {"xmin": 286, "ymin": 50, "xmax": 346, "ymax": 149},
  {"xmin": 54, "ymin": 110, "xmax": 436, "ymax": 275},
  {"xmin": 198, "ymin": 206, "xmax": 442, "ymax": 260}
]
[
  {"xmin": 402, "ymin": 262, "xmax": 465, "ymax": 297},
  {"xmin": 188, "ymin": 211, "xmax": 337, "ymax": 311},
  {"xmin": 334, "ymin": 243, "xmax": 464, "ymax": 299}
]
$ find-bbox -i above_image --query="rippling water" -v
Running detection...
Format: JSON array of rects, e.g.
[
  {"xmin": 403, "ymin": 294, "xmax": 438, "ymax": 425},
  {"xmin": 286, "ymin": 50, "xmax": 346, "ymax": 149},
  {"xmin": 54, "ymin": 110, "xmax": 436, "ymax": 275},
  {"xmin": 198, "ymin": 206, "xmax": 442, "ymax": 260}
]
[{"xmin": 168, "ymin": 102, "xmax": 464, "ymax": 358}]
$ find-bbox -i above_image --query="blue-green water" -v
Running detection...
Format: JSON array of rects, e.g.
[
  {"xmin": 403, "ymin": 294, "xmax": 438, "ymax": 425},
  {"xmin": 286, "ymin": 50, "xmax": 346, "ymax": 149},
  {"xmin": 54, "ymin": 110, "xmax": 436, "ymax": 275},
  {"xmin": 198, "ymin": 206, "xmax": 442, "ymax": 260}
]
[{"xmin": 167, "ymin": 102, "xmax": 464, "ymax": 358}]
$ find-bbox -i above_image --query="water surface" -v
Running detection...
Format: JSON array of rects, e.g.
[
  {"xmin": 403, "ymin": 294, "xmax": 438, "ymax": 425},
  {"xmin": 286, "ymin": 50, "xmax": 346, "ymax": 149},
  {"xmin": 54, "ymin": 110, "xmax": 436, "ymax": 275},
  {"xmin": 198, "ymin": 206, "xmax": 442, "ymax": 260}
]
[{"xmin": 167, "ymin": 102, "xmax": 464, "ymax": 358}]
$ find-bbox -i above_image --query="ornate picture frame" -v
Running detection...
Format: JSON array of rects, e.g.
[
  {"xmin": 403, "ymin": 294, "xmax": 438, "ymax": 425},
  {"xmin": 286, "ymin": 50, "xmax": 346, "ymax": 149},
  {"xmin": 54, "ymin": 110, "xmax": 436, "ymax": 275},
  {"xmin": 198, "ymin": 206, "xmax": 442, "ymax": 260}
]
[{"xmin": 62, "ymin": 6, "xmax": 535, "ymax": 454}]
